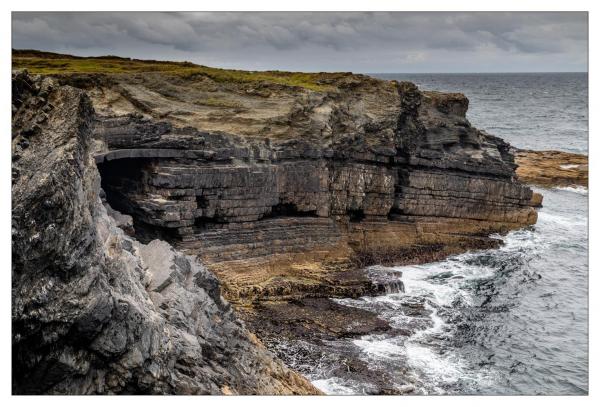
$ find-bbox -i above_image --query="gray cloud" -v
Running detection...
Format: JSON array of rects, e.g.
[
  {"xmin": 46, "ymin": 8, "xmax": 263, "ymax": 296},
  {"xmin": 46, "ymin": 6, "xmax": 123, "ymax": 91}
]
[{"xmin": 12, "ymin": 11, "xmax": 588, "ymax": 72}]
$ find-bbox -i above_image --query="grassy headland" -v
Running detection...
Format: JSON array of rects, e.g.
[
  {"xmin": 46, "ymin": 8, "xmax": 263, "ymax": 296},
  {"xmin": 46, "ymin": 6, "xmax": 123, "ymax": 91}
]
[{"xmin": 12, "ymin": 49, "xmax": 340, "ymax": 91}]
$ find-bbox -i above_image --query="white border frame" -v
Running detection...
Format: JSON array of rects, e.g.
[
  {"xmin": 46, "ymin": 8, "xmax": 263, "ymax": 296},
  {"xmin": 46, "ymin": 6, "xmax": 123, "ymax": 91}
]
[{"xmin": 2, "ymin": 2, "xmax": 596, "ymax": 406}]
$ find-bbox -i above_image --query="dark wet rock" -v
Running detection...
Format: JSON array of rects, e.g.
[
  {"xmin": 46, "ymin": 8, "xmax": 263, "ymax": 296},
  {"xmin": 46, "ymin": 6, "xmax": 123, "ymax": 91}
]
[
  {"xmin": 398, "ymin": 297, "xmax": 430, "ymax": 317},
  {"xmin": 366, "ymin": 266, "xmax": 405, "ymax": 294},
  {"xmin": 241, "ymin": 298, "xmax": 391, "ymax": 342}
]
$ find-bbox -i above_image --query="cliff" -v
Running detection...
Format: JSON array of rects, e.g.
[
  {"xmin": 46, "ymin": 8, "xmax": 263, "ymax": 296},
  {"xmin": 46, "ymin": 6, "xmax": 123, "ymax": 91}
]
[
  {"xmin": 79, "ymin": 69, "xmax": 538, "ymax": 303},
  {"xmin": 12, "ymin": 51, "xmax": 541, "ymax": 394},
  {"xmin": 11, "ymin": 70, "xmax": 319, "ymax": 395}
]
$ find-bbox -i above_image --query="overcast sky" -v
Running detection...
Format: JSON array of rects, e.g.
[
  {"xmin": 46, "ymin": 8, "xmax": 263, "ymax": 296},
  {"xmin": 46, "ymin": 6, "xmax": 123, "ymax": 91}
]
[{"xmin": 12, "ymin": 12, "xmax": 588, "ymax": 73}]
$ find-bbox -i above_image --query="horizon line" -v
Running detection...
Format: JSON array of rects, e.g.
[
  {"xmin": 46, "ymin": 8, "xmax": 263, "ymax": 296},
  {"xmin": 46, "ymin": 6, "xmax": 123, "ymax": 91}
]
[
  {"xmin": 367, "ymin": 71, "xmax": 588, "ymax": 74},
  {"xmin": 12, "ymin": 49, "xmax": 587, "ymax": 76}
]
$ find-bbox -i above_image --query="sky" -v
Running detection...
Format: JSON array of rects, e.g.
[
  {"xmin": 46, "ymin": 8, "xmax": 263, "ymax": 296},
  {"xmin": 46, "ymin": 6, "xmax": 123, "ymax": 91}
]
[{"xmin": 12, "ymin": 11, "xmax": 588, "ymax": 73}]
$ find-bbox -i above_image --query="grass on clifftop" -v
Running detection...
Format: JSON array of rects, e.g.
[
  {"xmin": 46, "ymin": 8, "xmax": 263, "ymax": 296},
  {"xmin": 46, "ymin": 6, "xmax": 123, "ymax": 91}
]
[{"xmin": 12, "ymin": 49, "xmax": 338, "ymax": 91}]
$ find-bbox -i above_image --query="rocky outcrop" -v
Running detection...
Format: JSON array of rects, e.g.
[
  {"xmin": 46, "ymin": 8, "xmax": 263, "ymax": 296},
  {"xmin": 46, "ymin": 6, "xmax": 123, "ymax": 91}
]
[
  {"xmin": 11, "ymin": 71, "xmax": 319, "ymax": 395},
  {"xmin": 515, "ymin": 149, "xmax": 588, "ymax": 188},
  {"xmin": 85, "ymin": 75, "xmax": 538, "ymax": 303},
  {"xmin": 12, "ymin": 51, "xmax": 543, "ymax": 394}
]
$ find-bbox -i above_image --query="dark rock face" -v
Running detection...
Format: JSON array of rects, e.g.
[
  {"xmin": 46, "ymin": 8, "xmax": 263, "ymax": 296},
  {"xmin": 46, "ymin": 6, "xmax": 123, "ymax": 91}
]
[
  {"xmin": 95, "ymin": 109, "xmax": 534, "ymax": 232},
  {"xmin": 88, "ymin": 76, "xmax": 537, "ymax": 303},
  {"xmin": 12, "ymin": 65, "xmax": 541, "ymax": 394},
  {"xmin": 11, "ymin": 71, "xmax": 319, "ymax": 395},
  {"xmin": 241, "ymin": 298, "xmax": 392, "ymax": 343}
]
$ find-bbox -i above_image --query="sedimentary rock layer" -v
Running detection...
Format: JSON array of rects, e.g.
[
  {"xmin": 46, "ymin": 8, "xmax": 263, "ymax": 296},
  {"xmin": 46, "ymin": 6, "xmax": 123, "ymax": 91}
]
[
  {"xmin": 11, "ymin": 71, "xmax": 319, "ymax": 395},
  {"xmin": 85, "ymin": 76, "xmax": 538, "ymax": 303},
  {"xmin": 515, "ymin": 149, "xmax": 588, "ymax": 188}
]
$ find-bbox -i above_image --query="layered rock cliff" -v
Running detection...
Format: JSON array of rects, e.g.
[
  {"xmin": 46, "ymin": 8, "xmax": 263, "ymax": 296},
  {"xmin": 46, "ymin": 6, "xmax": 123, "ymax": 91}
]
[
  {"xmin": 79, "ymin": 71, "xmax": 538, "ymax": 303},
  {"xmin": 11, "ymin": 71, "xmax": 319, "ymax": 395},
  {"xmin": 13, "ymin": 51, "xmax": 541, "ymax": 394}
]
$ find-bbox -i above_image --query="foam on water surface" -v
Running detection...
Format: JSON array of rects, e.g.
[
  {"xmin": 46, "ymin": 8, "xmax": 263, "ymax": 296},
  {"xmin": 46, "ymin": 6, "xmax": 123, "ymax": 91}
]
[
  {"xmin": 307, "ymin": 73, "xmax": 588, "ymax": 395},
  {"xmin": 555, "ymin": 185, "xmax": 588, "ymax": 195},
  {"xmin": 311, "ymin": 186, "xmax": 587, "ymax": 395}
]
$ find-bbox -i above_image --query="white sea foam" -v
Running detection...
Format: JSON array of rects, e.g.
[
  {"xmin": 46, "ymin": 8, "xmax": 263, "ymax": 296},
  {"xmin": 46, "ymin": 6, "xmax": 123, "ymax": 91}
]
[
  {"xmin": 403, "ymin": 343, "xmax": 463, "ymax": 391},
  {"xmin": 555, "ymin": 186, "xmax": 588, "ymax": 195},
  {"xmin": 395, "ymin": 256, "xmax": 495, "ymax": 308},
  {"xmin": 343, "ymin": 249, "xmax": 502, "ymax": 393},
  {"xmin": 538, "ymin": 211, "xmax": 587, "ymax": 228},
  {"xmin": 404, "ymin": 341, "xmax": 497, "ymax": 394},
  {"xmin": 311, "ymin": 377, "xmax": 361, "ymax": 395},
  {"xmin": 352, "ymin": 335, "xmax": 404, "ymax": 360},
  {"xmin": 400, "ymin": 267, "xmax": 461, "ymax": 306}
]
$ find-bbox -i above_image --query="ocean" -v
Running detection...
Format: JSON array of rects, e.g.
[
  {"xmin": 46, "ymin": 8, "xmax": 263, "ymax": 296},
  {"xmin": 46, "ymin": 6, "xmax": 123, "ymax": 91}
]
[{"xmin": 307, "ymin": 73, "xmax": 589, "ymax": 394}]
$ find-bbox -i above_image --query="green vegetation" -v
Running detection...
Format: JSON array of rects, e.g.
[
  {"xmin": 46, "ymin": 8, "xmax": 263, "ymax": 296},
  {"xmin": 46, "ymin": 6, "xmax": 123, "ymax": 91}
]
[
  {"xmin": 12, "ymin": 49, "xmax": 339, "ymax": 91},
  {"xmin": 193, "ymin": 97, "xmax": 244, "ymax": 109}
]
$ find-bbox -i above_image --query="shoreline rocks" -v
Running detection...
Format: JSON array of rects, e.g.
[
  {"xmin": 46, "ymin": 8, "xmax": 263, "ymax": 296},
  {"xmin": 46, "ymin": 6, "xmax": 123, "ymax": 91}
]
[{"xmin": 515, "ymin": 149, "xmax": 588, "ymax": 188}]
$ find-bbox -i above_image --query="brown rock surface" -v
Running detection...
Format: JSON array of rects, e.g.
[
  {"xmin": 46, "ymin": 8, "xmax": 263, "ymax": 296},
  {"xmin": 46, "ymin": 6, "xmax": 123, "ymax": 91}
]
[{"xmin": 515, "ymin": 149, "xmax": 588, "ymax": 188}]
